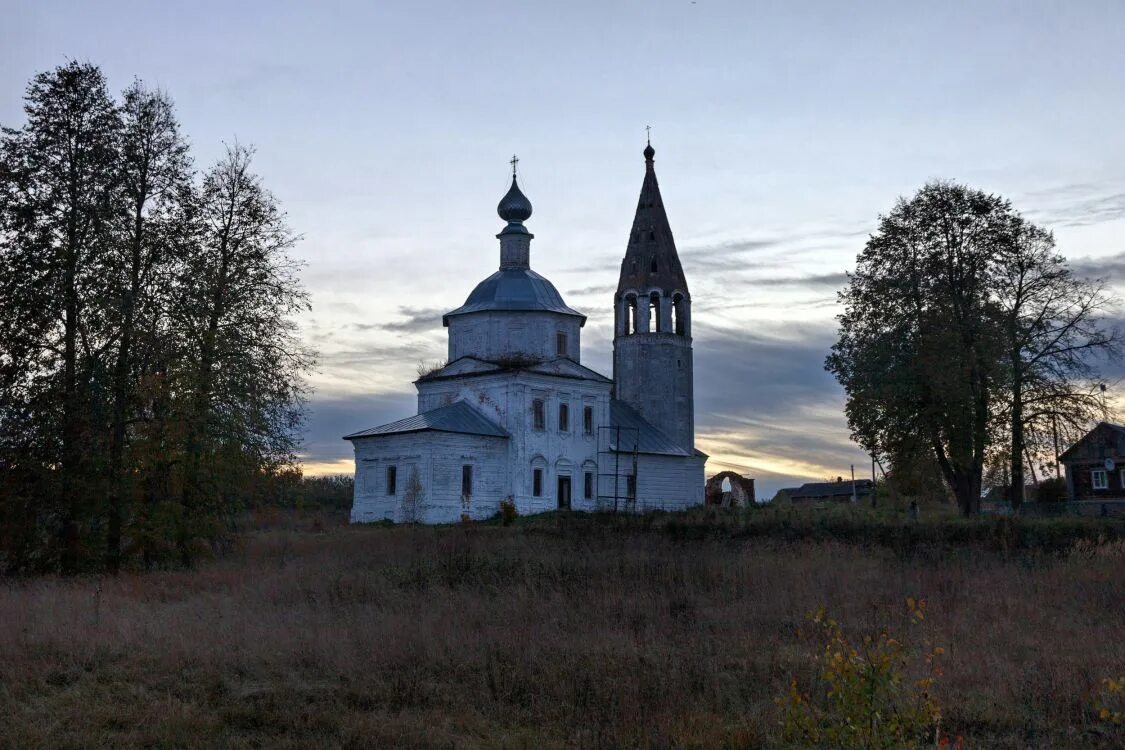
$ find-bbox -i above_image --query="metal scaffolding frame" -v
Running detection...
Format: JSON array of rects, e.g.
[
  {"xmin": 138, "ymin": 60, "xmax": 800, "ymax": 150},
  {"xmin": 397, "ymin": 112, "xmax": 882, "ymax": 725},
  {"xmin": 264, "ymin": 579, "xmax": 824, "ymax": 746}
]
[{"xmin": 597, "ymin": 425, "xmax": 639, "ymax": 512}]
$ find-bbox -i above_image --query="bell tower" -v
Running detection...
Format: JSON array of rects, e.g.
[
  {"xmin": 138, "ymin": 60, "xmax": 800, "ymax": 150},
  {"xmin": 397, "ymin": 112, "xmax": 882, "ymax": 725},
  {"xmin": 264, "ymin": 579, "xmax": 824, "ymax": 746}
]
[{"xmin": 612, "ymin": 142, "xmax": 695, "ymax": 450}]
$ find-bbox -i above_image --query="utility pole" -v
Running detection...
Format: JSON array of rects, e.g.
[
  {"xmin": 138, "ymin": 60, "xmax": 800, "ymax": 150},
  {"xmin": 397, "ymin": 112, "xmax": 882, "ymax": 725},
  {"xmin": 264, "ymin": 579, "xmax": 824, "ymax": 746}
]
[
  {"xmin": 871, "ymin": 454, "xmax": 877, "ymax": 508},
  {"xmin": 850, "ymin": 464, "xmax": 857, "ymax": 503},
  {"xmin": 1051, "ymin": 412, "xmax": 1061, "ymax": 481}
]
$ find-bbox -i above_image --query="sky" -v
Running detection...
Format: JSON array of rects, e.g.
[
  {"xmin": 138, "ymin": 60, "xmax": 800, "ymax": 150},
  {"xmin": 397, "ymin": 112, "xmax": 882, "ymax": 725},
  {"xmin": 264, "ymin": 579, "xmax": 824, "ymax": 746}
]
[{"xmin": 4, "ymin": 1, "xmax": 1125, "ymax": 498}]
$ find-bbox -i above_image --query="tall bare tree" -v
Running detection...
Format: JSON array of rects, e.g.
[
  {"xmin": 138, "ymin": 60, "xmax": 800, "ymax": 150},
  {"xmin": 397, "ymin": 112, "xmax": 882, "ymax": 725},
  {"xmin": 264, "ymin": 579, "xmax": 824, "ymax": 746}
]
[
  {"xmin": 994, "ymin": 222, "xmax": 1119, "ymax": 508},
  {"xmin": 171, "ymin": 144, "xmax": 313, "ymax": 563}
]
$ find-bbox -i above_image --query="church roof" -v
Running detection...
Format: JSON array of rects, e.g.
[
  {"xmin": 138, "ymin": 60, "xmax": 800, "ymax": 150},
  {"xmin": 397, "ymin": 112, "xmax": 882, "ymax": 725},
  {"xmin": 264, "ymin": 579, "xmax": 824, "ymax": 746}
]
[
  {"xmin": 608, "ymin": 399, "xmax": 693, "ymax": 456},
  {"xmin": 342, "ymin": 400, "xmax": 508, "ymax": 440},
  {"xmin": 416, "ymin": 356, "xmax": 611, "ymax": 384},
  {"xmin": 617, "ymin": 143, "xmax": 690, "ymax": 298},
  {"xmin": 443, "ymin": 267, "xmax": 586, "ymax": 324}
]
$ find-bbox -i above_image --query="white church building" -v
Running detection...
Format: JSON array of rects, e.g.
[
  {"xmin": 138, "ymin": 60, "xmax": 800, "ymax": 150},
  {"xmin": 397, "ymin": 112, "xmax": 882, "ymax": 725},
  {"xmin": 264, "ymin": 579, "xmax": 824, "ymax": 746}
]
[{"xmin": 345, "ymin": 144, "xmax": 706, "ymax": 523}]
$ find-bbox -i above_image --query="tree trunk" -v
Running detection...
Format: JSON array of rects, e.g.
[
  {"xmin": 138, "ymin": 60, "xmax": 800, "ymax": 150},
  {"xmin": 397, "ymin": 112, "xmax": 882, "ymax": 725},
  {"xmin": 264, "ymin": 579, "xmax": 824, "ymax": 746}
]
[
  {"xmin": 1009, "ymin": 350, "xmax": 1025, "ymax": 511},
  {"xmin": 60, "ymin": 180, "xmax": 81, "ymax": 574},
  {"xmin": 106, "ymin": 193, "xmax": 146, "ymax": 572},
  {"xmin": 178, "ymin": 224, "xmax": 231, "ymax": 566}
]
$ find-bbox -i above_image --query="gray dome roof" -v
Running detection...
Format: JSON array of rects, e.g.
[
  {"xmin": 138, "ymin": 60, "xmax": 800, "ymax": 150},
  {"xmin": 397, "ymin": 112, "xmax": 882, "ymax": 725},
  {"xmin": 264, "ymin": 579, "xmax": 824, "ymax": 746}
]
[{"xmin": 443, "ymin": 268, "xmax": 586, "ymax": 325}]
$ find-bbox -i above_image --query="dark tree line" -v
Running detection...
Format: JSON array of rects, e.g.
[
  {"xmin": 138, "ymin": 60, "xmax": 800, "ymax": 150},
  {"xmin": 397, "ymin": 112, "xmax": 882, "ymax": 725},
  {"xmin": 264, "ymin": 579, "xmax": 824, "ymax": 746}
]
[
  {"xmin": 827, "ymin": 182, "xmax": 1118, "ymax": 516},
  {"xmin": 0, "ymin": 62, "xmax": 313, "ymax": 573}
]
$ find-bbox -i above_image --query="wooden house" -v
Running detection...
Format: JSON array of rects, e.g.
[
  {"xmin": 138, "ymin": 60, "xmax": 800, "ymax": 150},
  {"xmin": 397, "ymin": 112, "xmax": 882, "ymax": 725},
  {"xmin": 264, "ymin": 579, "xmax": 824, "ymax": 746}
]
[{"xmin": 1058, "ymin": 422, "xmax": 1125, "ymax": 501}]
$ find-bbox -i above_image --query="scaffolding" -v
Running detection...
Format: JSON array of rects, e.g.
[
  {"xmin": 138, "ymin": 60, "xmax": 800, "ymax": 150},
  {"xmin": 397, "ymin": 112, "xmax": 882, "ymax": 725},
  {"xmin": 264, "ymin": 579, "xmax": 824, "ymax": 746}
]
[{"xmin": 597, "ymin": 425, "xmax": 639, "ymax": 512}]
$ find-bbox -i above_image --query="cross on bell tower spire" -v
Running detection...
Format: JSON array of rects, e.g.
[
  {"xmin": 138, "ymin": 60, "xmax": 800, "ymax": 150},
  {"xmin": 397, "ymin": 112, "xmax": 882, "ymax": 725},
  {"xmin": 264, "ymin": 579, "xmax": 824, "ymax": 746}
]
[{"xmin": 510, "ymin": 154, "xmax": 519, "ymax": 177}]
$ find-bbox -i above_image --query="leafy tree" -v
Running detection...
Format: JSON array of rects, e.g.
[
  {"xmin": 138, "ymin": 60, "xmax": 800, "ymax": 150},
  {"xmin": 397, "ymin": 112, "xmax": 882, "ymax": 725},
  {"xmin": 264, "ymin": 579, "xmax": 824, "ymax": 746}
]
[
  {"xmin": 105, "ymin": 81, "xmax": 191, "ymax": 569},
  {"xmin": 0, "ymin": 64, "xmax": 313, "ymax": 573},
  {"xmin": 0, "ymin": 62, "xmax": 122, "ymax": 571},
  {"xmin": 828, "ymin": 182, "xmax": 1011, "ymax": 516},
  {"xmin": 829, "ymin": 181, "xmax": 1118, "ymax": 516}
]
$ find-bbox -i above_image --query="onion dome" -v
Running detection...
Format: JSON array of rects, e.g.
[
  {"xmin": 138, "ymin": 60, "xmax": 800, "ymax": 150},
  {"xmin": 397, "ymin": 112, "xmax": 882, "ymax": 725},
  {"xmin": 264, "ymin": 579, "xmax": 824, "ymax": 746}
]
[{"xmin": 497, "ymin": 176, "xmax": 533, "ymax": 223}]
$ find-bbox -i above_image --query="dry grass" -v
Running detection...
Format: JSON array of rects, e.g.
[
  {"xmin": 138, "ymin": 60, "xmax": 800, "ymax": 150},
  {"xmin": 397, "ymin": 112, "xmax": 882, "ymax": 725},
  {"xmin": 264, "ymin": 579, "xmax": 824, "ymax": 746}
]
[{"xmin": 1, "ymin": 512, "xmax": 1123, "ymax": 748}]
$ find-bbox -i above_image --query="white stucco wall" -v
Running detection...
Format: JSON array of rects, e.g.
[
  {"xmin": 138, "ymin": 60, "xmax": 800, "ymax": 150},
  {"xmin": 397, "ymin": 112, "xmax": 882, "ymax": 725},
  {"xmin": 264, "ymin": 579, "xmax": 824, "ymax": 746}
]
[
  {"xmin": 350, "ymin": 431, "xmax": 510, "ymax": 524},
  {"xmin": 416, "ymin": 370, "xmax": 611, "ymax": 515},
  {"xmin": 447, "ymin": 311, "xmax": 583, "ymax": 363}
]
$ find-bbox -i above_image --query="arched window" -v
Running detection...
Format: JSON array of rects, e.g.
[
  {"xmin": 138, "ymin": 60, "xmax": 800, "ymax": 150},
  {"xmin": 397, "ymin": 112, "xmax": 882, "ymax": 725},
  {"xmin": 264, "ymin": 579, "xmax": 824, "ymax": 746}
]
[
  {"xmin": 673, "ymin": 293, "xmax": 687, "ymax": 336},
  {"xmin": 530, "ymin": 455, "xmax": 548, "ymax": 497},
  {"xmin": 649, "ymin": 292, "xmax": 661, "ymax": 333},
  {"xmin": 626, "ymin": 294, "xmax": 639, "ymax": 334}
]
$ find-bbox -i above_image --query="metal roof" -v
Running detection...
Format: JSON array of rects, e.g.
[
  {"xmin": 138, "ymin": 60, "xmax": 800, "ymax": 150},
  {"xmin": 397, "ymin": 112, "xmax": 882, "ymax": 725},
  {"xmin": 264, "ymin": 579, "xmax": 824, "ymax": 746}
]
[
  {"xmin": 788, "ymin": 480, "xmax": 874, "ymax": 499},
  {"xmin": 608, "ymin": 399, "xmax": 692, "ymax": 456},
  {"xmin": 443, "ymin": 267, "xmax": 586, "ymax": 324},
  {"xmin": 417, "ymin": 356, "xmax": 611, "ymax": 384},
  {"xmin": 343, "ymin": 400, "xmax": 508, "ymax": 441}
]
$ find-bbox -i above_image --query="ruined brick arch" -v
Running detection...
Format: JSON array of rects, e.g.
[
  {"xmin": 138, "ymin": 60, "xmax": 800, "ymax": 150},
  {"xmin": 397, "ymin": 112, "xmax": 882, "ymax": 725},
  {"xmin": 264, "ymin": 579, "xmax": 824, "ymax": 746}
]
[{"xmin": 705, "ymin": 471, "xmax": 756, "ymax": 507}]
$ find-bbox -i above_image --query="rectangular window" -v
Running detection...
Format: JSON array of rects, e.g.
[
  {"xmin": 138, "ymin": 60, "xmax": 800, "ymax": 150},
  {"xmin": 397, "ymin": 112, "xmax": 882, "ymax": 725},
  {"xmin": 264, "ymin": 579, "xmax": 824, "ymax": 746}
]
[
  {"xmin": 386, "ymin": 465, "xmax": 397, "ymax": 495},
  {"xmin": 461, "ymin": 465, "xmax": 473, "ymax": 497},
  {"xmin": 558, "ymin": 403, "xmax": 569, "ymax": 432},
  {"xmin": 532, "ymin": 398, "xmax": 545, "ymax": 430},
  {"xmin": 556, "ymin": 332, "xmax": 567, "ymax": 356},
  {"xmin": 1092, "ymin": 469, "xmax": 1108, "ymax": 490},
  {"xmin": 583, "ymin": 406, "xmax": 593, "ymax": 435},
  {"xmin": 533, "ymin": 468, "xmax": 543, "ymax": 497},
  {"xmin": 584, "ymin": 471, "xmax": 594, "ymax": 499},
  {"xmin": 1120, "ymin": 469, "xmax": 1125, "ymax": 489},
  {"xmin": 626, "ymin": 474, "xmax": 636, "ymax": 498}
]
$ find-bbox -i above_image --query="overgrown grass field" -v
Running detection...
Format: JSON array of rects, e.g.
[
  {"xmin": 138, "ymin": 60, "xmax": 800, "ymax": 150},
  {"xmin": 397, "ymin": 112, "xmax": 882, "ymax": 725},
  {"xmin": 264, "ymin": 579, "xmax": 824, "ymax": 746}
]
[{"xmin": 1, "ymin": 508, "xmax": 1123, "ymax": 748}]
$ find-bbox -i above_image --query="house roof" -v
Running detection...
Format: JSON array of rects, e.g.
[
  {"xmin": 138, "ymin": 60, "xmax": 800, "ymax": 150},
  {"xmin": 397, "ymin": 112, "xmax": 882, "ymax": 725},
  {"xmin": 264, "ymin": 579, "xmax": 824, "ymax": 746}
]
[
  {"xmin": 416, "ymin": 356, "xmax": 612, "ymax": 384},
  {"xmin": 1058, "ymin": 421, "xmax": 1125, "ymax": 463},
  {"xmin": 343, "ymin": 400, "xmax": 508, "ymax": 441},
  {"xmin": 789, "ymin": 480, "xmax": 874, "ymax": 500},
  {"xmin": 608, "ymin": 399, "xmax": 692, "ymax": 457}
]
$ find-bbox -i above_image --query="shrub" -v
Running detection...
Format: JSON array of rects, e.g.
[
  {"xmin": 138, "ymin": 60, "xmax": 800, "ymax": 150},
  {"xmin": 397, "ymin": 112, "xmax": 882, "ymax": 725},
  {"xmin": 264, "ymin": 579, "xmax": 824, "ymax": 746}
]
[
  {"xmin": 499, "ymin": 497, "xmax": 519, "ymax": 526},
  {"xmin": 779, "ymin": 599, "xmax": 944, "ymax": 749}
]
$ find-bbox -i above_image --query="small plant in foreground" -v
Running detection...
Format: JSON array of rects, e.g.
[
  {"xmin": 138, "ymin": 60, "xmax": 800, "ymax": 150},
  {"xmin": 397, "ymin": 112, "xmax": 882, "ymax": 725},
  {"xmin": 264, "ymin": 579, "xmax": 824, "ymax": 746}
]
[
  {"xmin": 1095, "ymin": 675, "xmax": 1124, "ymax": 727},
  {"xmin": 779, "ymin": 598, "xmax": 945, "ymax": 749}
]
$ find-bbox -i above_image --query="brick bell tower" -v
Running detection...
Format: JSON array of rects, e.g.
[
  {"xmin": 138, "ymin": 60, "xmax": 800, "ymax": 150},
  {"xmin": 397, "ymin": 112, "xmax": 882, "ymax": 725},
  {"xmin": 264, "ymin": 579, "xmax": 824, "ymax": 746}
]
[{"xmin": 612, "ymin": 141, "xmax": 695, "ymax": 451}]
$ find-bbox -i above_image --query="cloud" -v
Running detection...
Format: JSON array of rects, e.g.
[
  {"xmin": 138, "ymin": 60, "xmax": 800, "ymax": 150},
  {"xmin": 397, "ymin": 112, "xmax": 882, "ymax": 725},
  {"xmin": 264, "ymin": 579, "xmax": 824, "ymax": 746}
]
[
  {"xmin": 740, "ymin": 271, "xmax": 849, "ymax": 289},
  {"xmin": 356, "ymin": 306, "xmax": 447, "ymax": 334},
  {"xmin": 1068, "ymin": 251, "xmax": 1125, "ymax": 283},
  {"xmin": 1023, "ymin": 184, "xmax": 1125, "ymax": 229},
  {"xmin": 691, "ymin": 321, "xmax": 868, "ymax": 497},
  {"xmin": 565, "ymin": 283, "xmax": 618, "ymax": 297},
  {"xmin": 299, "ymin": 391, "xmax": 417, "ymax": 467}
]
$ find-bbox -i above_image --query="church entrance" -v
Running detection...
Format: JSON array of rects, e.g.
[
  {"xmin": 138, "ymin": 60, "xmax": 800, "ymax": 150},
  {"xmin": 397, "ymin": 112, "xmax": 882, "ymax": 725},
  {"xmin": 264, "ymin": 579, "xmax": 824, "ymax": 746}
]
[{"xmin": 557, "ymin": 476, "xmax": 571, "ymax": 510}]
